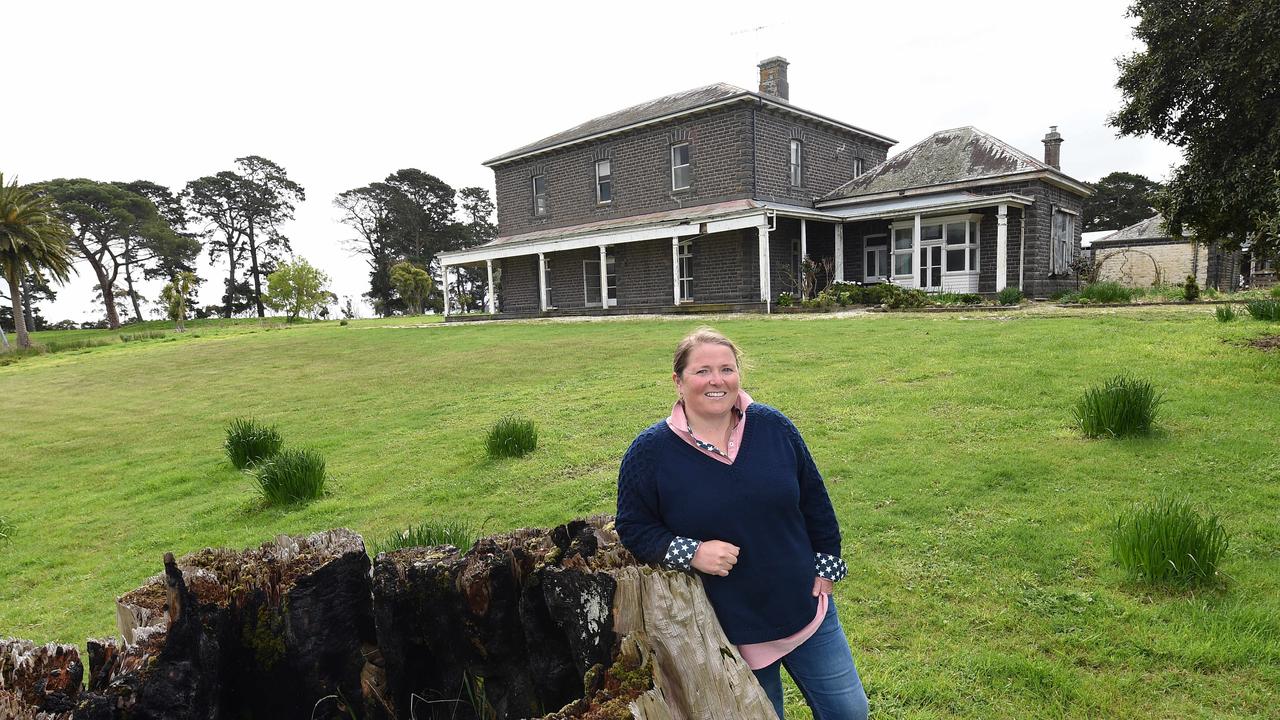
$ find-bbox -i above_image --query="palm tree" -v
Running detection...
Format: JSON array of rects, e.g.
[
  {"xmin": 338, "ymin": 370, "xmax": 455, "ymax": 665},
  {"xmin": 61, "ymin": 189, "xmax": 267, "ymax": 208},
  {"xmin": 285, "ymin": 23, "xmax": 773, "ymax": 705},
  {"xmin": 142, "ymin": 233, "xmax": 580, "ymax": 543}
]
[{"xmin": 0, "ymin": 173, "xmax": 75, "ymax": 349}]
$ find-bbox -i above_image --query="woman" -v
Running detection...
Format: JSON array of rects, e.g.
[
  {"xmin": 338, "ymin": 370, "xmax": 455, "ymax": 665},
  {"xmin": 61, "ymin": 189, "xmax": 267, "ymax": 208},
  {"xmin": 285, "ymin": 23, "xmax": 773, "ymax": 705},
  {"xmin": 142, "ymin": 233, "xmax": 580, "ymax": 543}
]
[{"xmin": 616, "ymin": 328, "xmax": 868, "ymax": 720}]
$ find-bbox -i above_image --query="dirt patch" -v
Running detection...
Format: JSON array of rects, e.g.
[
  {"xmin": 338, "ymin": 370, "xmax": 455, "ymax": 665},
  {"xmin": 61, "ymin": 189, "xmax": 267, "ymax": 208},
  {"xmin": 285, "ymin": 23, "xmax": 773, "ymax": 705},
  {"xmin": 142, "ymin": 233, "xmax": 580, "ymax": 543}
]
[{"xmin": 1247, "ymin": 335, "xmax": 1280, "ymax": 351}]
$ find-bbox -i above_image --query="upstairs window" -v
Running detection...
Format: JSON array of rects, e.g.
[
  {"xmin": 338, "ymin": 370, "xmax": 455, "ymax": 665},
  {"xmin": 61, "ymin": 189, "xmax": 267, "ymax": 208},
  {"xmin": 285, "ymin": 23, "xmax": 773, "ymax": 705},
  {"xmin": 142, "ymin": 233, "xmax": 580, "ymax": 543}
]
[
  {"xmin": 853, "ymin": 157, "xmax": 865, "ymax": 177},
  {"xmin": 789, "ymin": 139, "xmax": 804, "ymax": 186},
  {"xmin": 671, "ymin": 143, "xmax": 691, "ymax": 190},
  {"xmin": 532, "ymin": 175, "xmax": 547, "ymax": 216},
  {"xmin": 595, "ymin": 159, "xmax": 612, "ymax": 204}
]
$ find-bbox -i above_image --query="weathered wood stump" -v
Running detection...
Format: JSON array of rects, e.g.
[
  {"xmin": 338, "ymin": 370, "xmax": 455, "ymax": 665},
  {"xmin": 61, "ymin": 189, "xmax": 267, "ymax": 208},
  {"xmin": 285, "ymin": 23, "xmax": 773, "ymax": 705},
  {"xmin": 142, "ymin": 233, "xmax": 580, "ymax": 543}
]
[{"xmin": 1, "ymin": 518, "xmax": 776, "ymax": 720}]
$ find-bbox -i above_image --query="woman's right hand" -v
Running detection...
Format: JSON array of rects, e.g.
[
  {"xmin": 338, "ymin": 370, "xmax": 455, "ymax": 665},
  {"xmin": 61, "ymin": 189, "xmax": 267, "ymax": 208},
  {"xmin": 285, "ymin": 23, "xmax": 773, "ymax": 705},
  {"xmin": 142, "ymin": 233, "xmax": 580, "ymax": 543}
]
[{"xmin": 692, "ymin": 540, "xmax": 740, "ymax": 576}]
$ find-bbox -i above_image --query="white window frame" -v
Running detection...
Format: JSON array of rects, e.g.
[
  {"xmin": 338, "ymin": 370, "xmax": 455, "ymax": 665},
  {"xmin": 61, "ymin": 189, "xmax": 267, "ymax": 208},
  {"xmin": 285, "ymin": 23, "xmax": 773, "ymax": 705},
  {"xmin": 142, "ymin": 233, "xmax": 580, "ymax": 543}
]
[
  {"xmin": 863, "ymin": 233, "xmax": 888, "ymax": 282},
  {"xmin": 543, "ymin": 257, "xmax": 555, "ymax": 309},
  {"xmin": 678, "ymin": 239, "xmax": 693, "ymax": 302},
  {"xmin": 1051, "ymin": 207, "xmax": 1077, "ymax": 275},
  {"xmin": 595, "ymin": 159, "xmax": 612, "ymax": 204},
  {"xmin": 671, "ymin": 143, "xmax": 691, "ymax": 191},
  {"xmin": 789, "ymin": 139, "xmax": 804, "ymax": 187},
  {"xmin": 582, "ymin": 254, "xmax": 617, "ymax": 308},
  {"xmin": 532, "ymin": 175, "xmax": 547, "ymax": 216},
  {"xmin": 892, "ymin": 226, "xmax": 914, "ymax": 278}
]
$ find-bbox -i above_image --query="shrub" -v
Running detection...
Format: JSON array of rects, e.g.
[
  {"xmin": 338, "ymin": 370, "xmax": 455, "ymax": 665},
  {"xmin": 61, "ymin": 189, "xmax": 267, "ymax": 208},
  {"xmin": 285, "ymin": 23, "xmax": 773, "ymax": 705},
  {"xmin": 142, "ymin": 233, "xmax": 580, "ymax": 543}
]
[
  {"xmin": 1182, "ymin": 275, "xmax": 1201, "ymax": 301},
  {"xmin": 252, "ymin": 448, "xmax": 326, "ymax": 504},
  {"xmin": 224, "ymin": 417, "xmax": 284, "ymax": 469},
  {"xmin": 1245, "ymin": 299, "xmax": 1280, "ymax": 321},
  {"xmin": 339, "ymin": 319, "xmax": 349, "ymax": 326},
  {"xmin": 878, "ymin": 283, "xmax": 930, "ymax": 309},
  {"xmin": 814, "ymin": 290, "xmax": 837, "ymax": 309},
  {"xmin": 997, "ymin": 287, "xmax": 1024, "ymax": 306},
  {"xmin": 1110, "ymin": 497, "xmax": 1229, "ymax": 587},
  {"xmin": 775, "ymin": 292, "xmax": 794, "ymax": 307},
  {"xmin": 1078, "ymin": 282, "xmax": 1134, "ymax": 304},
  {"xmin": 120, "ymin": 330, "xmax": 168, "ymax": 342},
  {"xmin": 1215, "ymin": 304, "xmax": 1237, "ymax": 322},
  {"xmin": 1073, "ymin": 375, "xmax": 1164, "ymax": 438},
  {"xmin": 485, "ymin": 415, "xmax": 538, "ymax": 458},
  {"xmin": 371, "ymin": 519, "xmax": 479, "ymax": 556},
  {"xmin": 935, "ymin": 293, "xmax": 983, "ymax": 305}
]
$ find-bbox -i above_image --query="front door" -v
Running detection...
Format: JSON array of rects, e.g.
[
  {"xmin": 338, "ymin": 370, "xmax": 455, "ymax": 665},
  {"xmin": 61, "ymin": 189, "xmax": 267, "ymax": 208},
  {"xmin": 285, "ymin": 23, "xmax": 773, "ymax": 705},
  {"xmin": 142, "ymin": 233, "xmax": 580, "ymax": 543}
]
[{"xmin": 919, "ymin": 245, "xmax": 942, "ymax": 291}]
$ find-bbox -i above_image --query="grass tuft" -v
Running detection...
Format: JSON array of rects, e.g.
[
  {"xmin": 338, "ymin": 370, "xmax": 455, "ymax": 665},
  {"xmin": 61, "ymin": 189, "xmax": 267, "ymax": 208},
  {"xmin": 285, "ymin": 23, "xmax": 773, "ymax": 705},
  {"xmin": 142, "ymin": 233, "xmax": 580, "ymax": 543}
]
[
  {"xmin": 224, "ymin": 417, "xmax": 284, "ymax": 469},
  {"xmin": 0, "ymin": 515, "xmax": 13, "ymax": 545},
  {"xmin": 120, "ymin": 330, "xmax": 169, "ymax": 342},
  {"xmin": 43, "ymin": 336, "xmax": 117, "ymax": 353},
  {"xmin": 371, "ymin": 519, "xmax": 479, "ymax": 556},
  {"xmin": 1079, "ymin": 282, "xmax": 1135, "ymax": 304},
  {"xmin": 1244, "ymin": 299, "xmax": 1280, "ymax": 321},
  {"xmin": 1073, "ymin": 375, "xmax": 1163, "ymax": 438},
  {"xmin": 485, "ymin": 415, "xmax": 538, "ymax": 458},
  {"xmin": 996, "ymin": 287, "xmax": 1024, "ymax": 306},
  {"xmin": 1215, "ymin": 304, "xmax": 1237, "ymax": 322},
  {"xmin": 1111, "ymin": 497, "xmax": 1229, "ymax": 587},
  {"xmin": 251, "ymin": 448, "xmax": 326, "ymax": 504}
]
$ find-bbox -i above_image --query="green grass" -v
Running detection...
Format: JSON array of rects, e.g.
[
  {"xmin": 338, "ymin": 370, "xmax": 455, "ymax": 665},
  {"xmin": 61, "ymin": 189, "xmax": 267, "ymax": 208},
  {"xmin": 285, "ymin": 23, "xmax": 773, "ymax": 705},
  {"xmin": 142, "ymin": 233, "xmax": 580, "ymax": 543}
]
[
  {"xmin": 1073, "ymin": 375, "xmax": 1164, "ymax": 438},
  {"xmin": 1215, "ymin": 304, "xmax": 1238, "ymax": 322},
  {"xmin": 370, "ymin": 519, "xmax": 480, "ymax": 557},
  {"xmin": 1, "ymin": 310, "xmax": 1278, "ymax": 718},
  {"xmin": 224, "ymin": 417, "xmax": 284, "ymax": 469},
  {"xmin": 1111, "ymin": 497, "xmax": 1229, "ymax": 587},
  {"xmin": 251, "ymin": 448, "xmax": 326, "ymax": 504},
  {"xmin": 485, "ymin": 415, "xmax": 538, "ymax": 458},
  {"xmin": 1245, "ymin": 299, "xmax": 1280, "ymax": 321}
]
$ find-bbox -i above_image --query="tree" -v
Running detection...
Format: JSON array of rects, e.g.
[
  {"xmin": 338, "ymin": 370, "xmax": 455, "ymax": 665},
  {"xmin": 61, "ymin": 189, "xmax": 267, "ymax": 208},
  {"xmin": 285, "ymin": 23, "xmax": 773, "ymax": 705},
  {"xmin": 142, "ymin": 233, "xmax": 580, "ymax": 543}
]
[
  {"xmin": 264, "ymin": 258, "xmax": 331, "ymax": 322},
  {"xmin": 0, "ymin": 271, "xmax": 56, "ymax": 334},
  {"xmin": 184, "ymin": 172, "xmax": 248, "ymax": 318},
  {"xmin": 0, "ymin": 173, "xmax": 75, "ymax": 348},
  {"xmin": 40, "ymin": 178, "xmax": 178, "ymax": 329},
  {"xmin": 1082, "ymin": 172, "xmax": 1164, "ymax": 232},
  {"xmin": 161, "ymin": 271, "xmax": 197, "ymax": 331},
  {"xmin": 1112, "ymin": 0, "xmax": 1280, "ymax": 257},
  {"xmin": 185, "ymin": 157, "xmax": 304, "ymax": 319},
  {"xmin": 389, "ymin": 261, "xmax": 433, "ymax": 315},
  {"xmin": 334, "ymin": 182, "xmax": 402, "ymax": 316}
]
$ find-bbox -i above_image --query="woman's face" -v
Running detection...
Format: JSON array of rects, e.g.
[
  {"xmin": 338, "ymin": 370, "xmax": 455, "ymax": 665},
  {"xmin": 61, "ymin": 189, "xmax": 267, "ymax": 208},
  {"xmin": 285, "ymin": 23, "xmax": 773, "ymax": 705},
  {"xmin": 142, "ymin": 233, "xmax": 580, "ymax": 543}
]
[{"xmin": 674, "ymin": 342, "xmax": 740, "ymax": 420}]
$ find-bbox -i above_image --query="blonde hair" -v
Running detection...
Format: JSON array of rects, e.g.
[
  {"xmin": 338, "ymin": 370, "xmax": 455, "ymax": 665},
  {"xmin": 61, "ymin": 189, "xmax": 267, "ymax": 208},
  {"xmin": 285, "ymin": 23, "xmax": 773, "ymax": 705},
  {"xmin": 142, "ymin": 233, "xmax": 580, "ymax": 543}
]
[{"xmin": 673, "ymin": 327, "xmax": 742, "ymax": 376}]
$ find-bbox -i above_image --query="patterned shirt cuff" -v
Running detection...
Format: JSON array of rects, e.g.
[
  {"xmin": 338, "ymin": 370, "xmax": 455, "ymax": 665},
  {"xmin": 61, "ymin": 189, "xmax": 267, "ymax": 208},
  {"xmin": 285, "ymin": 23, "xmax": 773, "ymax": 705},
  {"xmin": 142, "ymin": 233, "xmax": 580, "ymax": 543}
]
[
  {"xmin": 663, "ymin": 536, "xmax": 701, "ymax": 571},
  {"xmin": 815, "ymin": 552, "xmax": 848, "ymax": 582}
]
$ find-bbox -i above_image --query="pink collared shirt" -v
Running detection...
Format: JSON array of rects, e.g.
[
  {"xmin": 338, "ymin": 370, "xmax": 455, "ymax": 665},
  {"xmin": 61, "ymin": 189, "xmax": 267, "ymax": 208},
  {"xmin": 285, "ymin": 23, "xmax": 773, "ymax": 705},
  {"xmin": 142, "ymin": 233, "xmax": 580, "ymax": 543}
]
[{"xmin": 665, "ymin": 390, "xmax": 827, "ymax": 670}]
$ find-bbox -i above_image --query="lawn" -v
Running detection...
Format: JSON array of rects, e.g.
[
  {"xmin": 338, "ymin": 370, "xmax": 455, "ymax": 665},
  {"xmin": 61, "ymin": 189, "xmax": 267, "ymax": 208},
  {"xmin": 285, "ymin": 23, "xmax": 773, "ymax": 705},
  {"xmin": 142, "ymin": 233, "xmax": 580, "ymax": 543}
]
[{"xmin": 2, "ymin": 308, "xmax": 1278, "ymax": 718}]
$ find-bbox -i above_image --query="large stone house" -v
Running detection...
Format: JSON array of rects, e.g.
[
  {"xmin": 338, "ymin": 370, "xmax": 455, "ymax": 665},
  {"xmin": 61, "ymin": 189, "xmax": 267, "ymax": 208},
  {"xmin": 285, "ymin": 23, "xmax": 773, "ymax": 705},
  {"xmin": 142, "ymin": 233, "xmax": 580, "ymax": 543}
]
[{"xmin": 439, "ymin": 58, "xmax": 1090, "ymax": 317}]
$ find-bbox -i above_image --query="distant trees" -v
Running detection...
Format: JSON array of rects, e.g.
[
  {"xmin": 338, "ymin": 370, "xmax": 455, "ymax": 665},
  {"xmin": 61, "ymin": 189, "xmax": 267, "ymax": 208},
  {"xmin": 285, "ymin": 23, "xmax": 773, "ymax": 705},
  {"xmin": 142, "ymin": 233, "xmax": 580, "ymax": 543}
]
[
  {"xmin": 0, "ymin": 173, "xmax": 75, "ymax": 348},
  {"xmin": 389, "ymin": 261, "xmax": 432, "ymax": 315},
  {"xmin": 1083, "ymin": 172, "xmax": 1164, "ymax": 232},
  {"xmin": 335, "ymin": 172, "xmax": 496, "ymax": 316},
  {"xmin": 160, "ymin": 271, "xmax": 197, "ymax": 331},
  {"xmin": 39, "ymin": 178, "xmax": 190, "ymax": 329},
  {"xmin": 1112, "ymin": 0, "xmax": 1280, "ymax": 255},
  {"xmin": 185, "ymin": 156, "xmax": 304, "ymax": 319},
  {"xmin": 265, "ymin": 258, "xmax": 331, "ymax": 322}
]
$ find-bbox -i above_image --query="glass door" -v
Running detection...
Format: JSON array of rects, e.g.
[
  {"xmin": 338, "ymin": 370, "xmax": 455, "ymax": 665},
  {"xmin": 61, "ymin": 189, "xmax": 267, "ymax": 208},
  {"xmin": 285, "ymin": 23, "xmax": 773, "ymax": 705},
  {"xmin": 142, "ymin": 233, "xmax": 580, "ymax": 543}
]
[{"xmin": 919, "ymin": 245, "xmax": 942, "ymax": 290}]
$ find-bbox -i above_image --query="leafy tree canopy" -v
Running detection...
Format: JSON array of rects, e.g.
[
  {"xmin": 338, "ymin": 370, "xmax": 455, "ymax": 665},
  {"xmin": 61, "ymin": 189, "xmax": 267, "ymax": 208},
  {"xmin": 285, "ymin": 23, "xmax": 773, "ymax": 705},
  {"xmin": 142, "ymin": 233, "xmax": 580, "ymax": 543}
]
[
  {"xmin": 1083, "ymin": 171, "xmax": 1163, "ymax": 232},
  {"xmin": 264, "ymin": 257, "xmax": 331, "ymax": 322},
  {"xmin": 1, "ymin": 173, "xmax": 74, "ymax": 346},
  {"xmin": 389, "ymin": 261, "xmax": 433, "ymax": 316},
  {"xmin": 1112, "ymin": 0, "xmax": 1280, "ymax": 255}
]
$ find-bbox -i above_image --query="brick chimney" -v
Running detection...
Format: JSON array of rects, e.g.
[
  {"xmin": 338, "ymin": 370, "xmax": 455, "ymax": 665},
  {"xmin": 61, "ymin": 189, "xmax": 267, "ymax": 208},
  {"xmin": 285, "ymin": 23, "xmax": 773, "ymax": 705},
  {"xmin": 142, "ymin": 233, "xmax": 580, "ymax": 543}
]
[
  {"xmin": 758, "ymin": 56, "xmax": 789, "ymax": 102},
  {"xmin": 1042, "ymin": 126, "xmax": 1063, "ymax": 169}
]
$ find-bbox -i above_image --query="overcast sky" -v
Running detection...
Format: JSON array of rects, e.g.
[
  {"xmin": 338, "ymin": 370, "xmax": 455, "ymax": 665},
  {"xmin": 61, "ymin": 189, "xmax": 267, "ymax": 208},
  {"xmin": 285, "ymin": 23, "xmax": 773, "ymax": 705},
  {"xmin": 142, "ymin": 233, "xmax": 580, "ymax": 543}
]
[{"xmin": 8, "ymin": 0, "xmax": 1175, "ymax": 323}]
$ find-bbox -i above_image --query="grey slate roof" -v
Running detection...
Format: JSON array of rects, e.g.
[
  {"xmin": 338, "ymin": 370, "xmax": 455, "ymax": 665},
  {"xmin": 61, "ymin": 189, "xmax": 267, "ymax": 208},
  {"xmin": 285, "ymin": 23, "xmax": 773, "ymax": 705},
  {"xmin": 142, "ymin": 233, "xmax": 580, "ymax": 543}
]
[
  {"xmin": 1092, "ymin": 214, "xmax": 1189, "ymax": 245},
  {"xmin": 821, "ymin": 126, "xmax": 1065, "ymax": 201},
  {"xmin": 484, "ymin": 84, "xmax": 748, "ymax": 166},
  {"xmin": 483, "ymin": 83, "xmax": 895, "ymax": 167}
]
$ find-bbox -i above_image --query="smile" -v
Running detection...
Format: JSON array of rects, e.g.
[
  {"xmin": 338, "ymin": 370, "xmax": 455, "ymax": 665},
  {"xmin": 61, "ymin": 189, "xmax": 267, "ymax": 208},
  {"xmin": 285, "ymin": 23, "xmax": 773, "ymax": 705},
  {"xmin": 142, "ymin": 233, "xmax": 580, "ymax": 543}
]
[{"xmin": 704, "ymin": 391, "xmax": 726, "ymax": 398}]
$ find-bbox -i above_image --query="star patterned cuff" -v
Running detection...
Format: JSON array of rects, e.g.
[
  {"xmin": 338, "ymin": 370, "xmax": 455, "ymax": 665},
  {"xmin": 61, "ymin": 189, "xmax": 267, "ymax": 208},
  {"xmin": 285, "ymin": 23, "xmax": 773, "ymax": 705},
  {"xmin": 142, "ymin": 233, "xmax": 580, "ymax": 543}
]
[
  {"xmin": 663, "ymin": 536, "xmax": 701, "ymax": 571},
  {"xmin": 815, "ymin": 552, "xmax": 848, "ymax": 582}
]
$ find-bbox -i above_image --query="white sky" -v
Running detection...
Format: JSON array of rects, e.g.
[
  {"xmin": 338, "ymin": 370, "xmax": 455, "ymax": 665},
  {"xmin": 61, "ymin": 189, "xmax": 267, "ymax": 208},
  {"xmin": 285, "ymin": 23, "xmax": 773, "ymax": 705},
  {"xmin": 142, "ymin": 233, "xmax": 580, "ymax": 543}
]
[{"xmin": 7, "ymin": 0, "xmax": 1176, "ymax": 322}]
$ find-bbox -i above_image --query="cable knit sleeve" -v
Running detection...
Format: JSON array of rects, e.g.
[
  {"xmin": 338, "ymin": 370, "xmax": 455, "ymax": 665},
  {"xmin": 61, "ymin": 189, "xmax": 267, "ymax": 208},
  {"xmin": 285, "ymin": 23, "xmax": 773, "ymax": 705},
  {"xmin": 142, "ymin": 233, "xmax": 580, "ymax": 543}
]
[
  {"xmin": 615, "ymin": 428, "xmax": 678, "ymax": 564},
  {"xmin": 780, "ymin": 412, "xmax": 843, "ymax": 560}
]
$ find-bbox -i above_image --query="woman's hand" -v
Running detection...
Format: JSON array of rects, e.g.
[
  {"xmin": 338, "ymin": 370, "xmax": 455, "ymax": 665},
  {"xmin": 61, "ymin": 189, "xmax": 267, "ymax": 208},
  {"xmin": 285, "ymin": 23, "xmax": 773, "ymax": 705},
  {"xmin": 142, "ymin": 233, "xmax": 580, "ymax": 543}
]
[
  {"xmin": 812, "ymin": 577, "xmax": 833, "ymax": 597},
  {"xmin": 691, "ymin": 540, "xmax": 740, "ymax": 576}
]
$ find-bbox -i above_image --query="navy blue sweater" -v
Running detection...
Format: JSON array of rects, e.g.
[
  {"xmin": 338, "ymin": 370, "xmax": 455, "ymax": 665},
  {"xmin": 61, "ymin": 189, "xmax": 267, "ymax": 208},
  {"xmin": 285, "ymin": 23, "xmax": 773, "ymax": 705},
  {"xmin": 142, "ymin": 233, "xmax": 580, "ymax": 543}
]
[{"xmin": 616, "ymin": 403, "xmax": 842, "ymax": 645}]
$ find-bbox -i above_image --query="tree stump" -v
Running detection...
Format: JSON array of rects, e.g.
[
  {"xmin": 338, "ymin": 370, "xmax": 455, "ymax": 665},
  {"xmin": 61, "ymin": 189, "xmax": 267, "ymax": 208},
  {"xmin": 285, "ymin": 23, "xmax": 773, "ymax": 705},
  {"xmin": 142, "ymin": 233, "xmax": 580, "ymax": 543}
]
[{"xmin": 2, "ymin": 519, "xmax": 777, "ymax": 720}]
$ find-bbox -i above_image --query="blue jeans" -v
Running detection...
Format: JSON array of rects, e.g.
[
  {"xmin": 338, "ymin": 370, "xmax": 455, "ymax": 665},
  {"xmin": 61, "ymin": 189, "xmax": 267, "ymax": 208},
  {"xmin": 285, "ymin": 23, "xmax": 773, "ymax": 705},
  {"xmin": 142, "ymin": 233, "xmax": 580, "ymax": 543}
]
[{"xmin": 752, "ymin": 598, "xmax": 868, "ymax": 720}]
